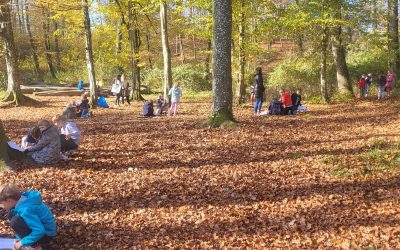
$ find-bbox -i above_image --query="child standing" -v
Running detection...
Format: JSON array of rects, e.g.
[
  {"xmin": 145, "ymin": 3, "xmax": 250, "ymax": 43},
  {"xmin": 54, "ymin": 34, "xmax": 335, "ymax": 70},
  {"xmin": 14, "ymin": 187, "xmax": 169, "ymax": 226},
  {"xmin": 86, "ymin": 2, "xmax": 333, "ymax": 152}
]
[
  {"xmin": 168, "ymin": 83, "xmax": 183, "ymax": 116},
  {"xmin": 0, "ymin": 184, "xmax": 56, "ymax": 250}
]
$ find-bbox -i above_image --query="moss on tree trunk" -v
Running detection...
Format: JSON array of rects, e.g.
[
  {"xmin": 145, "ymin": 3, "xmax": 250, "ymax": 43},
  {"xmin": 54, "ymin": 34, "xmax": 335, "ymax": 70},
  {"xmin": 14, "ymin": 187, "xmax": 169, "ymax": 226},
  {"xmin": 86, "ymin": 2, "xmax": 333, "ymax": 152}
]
[
  {"xmin": 2, "ymin": 90, "xmax": 25, "ymax": 106},
  {"xmin": 208, "ymin": 108, "xmax": 236, "ymax": 128}
]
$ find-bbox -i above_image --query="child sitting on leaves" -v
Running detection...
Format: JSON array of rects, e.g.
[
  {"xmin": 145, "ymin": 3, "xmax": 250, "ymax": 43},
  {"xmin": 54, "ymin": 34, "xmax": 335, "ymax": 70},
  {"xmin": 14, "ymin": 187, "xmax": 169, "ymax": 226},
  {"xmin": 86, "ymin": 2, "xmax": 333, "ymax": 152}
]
[
  {"xmin": 21, "ymin": 126, "xmax": 41, "ymax": 149},
  {"xmin": 0, "ymin": 183, "xmax": 56, "ymax": 250}
]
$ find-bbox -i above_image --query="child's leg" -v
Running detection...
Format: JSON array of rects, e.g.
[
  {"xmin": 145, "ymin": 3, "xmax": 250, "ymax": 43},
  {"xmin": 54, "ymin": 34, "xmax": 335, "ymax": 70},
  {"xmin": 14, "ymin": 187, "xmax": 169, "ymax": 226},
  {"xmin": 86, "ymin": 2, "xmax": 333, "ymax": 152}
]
[
  {"xmin": 173, "ymin": 102, "xmax": 179, "ymax": 115},
  {"xmin": 10, "ymin": 216, "xmax": 52, "ymax": 247},
  {"xmin": 169, "ymin": 102, "xmax": 175, "ymax": 115}
]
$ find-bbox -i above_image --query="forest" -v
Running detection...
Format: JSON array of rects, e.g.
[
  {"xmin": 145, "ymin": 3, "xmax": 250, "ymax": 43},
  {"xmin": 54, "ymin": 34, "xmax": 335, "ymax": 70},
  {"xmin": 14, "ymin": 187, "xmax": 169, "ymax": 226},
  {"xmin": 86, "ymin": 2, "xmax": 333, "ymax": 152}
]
[{"xmin": 1, "ymin": 0, "xmax": 400, "ymax": 249}]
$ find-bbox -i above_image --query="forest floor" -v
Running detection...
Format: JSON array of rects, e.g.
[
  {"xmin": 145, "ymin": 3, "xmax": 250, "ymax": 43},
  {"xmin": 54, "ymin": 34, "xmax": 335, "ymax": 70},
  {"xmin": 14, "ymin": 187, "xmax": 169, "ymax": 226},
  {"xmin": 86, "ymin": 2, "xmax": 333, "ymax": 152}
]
[{"xmin": 1, "ymin": 94, "xmax": 400, "ymax": 249}]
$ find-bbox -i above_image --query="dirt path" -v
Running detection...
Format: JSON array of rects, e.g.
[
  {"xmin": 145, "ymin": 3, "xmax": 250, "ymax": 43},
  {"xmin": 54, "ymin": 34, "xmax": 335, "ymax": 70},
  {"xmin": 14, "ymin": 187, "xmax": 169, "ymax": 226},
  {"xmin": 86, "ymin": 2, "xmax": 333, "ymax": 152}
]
[{"xmin": 1, "ymin": 96, "xmax": 400, "ymax": 248}]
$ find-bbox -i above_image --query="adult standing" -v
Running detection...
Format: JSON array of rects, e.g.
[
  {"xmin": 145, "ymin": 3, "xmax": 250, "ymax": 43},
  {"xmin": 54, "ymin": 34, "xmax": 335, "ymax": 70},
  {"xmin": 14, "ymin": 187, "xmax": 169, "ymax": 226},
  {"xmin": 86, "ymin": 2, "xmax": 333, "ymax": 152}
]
[
  {"xmin": 377, "ymin": 73, "xmax": 386, "ymax": 100},
  {"xmin": 253, "ymin": 67, "xmax": 265, "ymax": 115},
  {"xmin": 52, "ymin": 115, "xmax": 81, "ymax": 153},
  {"xmin": 121, "ymin": 74, "xmax": 130, "ymax": 105},
  {"xmin": 386, "ymin": 70, "xmax": 395, "ymax": 97},
  {"xmin": 25, "ymin": 120, "xmax": 61, "ymax": 165},
  {"xmin": 365, "ymin": 73, "xmax": 372, "ymax": 97},
  {"xmin": 111, "ymin": 75, "xmax": 123, "ymax": 106}
]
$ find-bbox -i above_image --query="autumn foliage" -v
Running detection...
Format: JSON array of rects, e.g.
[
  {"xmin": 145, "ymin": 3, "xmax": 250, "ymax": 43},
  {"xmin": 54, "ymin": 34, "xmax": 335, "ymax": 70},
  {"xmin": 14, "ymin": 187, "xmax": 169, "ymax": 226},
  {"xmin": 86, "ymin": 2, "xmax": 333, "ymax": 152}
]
[{"xmin": 1, "ymin": 95, "xmax": 400, "ymax": 248}]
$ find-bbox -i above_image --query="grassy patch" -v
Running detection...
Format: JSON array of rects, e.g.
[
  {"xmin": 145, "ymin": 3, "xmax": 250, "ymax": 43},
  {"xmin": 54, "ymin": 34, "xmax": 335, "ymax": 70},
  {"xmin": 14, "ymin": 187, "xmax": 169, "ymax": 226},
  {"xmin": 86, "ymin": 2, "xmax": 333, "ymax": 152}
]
[
  {"xmin": 367, "ymin": 137, "xmax": 389, "ymax": 150},
  {"xmin": 329, "ymin": 165, "xmax": 351, "ymax": 178}
]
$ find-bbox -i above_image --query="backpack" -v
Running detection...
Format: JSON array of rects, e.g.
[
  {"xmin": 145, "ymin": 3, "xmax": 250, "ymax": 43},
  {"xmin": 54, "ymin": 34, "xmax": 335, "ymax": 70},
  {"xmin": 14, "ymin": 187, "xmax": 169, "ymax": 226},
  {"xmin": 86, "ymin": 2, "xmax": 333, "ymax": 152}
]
[
  {"xmin": 143, "ymin": 101, "xmax": 154, "ymax": 117},
  {"xmin": 269, "ymin": 100, "xmax": 283, "ymax": 115}
]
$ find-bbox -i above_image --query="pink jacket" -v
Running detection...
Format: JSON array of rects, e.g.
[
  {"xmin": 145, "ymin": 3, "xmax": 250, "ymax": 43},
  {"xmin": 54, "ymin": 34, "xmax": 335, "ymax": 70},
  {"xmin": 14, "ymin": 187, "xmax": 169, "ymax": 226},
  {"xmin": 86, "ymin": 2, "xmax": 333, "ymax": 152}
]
[{"xmin": 386, "ymin": 73, "xmax": 395, "ymax": 88}]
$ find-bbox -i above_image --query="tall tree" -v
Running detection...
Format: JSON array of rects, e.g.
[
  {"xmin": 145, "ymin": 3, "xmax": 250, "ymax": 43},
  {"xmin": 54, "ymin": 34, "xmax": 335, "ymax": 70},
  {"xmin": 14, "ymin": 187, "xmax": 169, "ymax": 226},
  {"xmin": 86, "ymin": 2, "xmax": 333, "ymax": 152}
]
[
  {"xmin": 128, "ymin": 0, "xmax": 142, "ymax": 100},
  {"xmin": 210, "ymin": 0, "xmax": 234, "ymax": 126},
  {"xmin": 82, "ymin": 0, "xmax": 97, "ymax": 105},
  {"xmin": 0, "ymin": 0, "xmax": 24, "ymax": 105},
  {"xmin": 160, "ymin": 0, "xmax": 172, "ymax": 101},
  {"xmin": 236, "ymin": 0, "xmax": 246, "ymax": 104},
  {"xmin": 321, "ymin": 26, "xmax": 329, "ymax": 103},
  {"xmin": 388, "ymin": 0, "xmax": 399, "ymax": 76},
  {"xmin": 41, "ymin": 6, "xmax": 57, "ymax": 79},
  {"xmin": 25, "ymin": 2, "xmax": 42, "ymax": 79},
  {"xmin": 53, "ymin": 21, "xmax": 61, "ymax": 69}
]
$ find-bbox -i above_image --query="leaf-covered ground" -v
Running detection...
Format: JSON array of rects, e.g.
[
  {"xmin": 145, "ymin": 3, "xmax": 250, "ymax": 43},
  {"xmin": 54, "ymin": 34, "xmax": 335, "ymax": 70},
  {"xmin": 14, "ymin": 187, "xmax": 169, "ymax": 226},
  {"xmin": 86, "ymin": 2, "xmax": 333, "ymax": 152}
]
[{"xmin": 1, "ymin": 95, "xmax": 400, "ymax": 249}]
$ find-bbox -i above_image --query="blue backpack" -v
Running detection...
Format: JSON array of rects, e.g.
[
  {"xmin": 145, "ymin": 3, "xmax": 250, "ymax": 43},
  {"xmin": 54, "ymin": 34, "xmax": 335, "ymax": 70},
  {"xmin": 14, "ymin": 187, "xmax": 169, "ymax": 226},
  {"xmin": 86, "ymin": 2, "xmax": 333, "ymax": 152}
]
[{"xmin": 143, "ymin": 101, "xmax": 154, "ymax": 117}]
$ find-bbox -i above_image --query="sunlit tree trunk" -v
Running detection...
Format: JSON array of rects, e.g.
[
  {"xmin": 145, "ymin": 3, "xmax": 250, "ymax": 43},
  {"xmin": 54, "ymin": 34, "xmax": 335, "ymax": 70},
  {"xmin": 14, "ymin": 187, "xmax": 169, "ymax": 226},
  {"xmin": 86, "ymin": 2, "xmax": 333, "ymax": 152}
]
[
  {"xmin": 53, "ymin": 21, "xmax": 61, "ymax": 70},
  {"xmin": 179, "ymin": 33, "xmax": 185, "ymax": 64},
  {"xmin": 332, "ymin": 26, "xmax": 353, "ymax": 95},
  {"xmin": 204, "ymin": 38, "xmax": 212, "ymax": 81},
  {"xmin": 236, "ymin": 0, "xmax": 246, "ymax": 104},
  {"xmin": 25, "ymin": 3, "xmax": 41, "ymax": 79},
  {"xmin": 210, "ymin": 0, "xmax": 234, "ymax": 126},
  {"xmin": 82, "ymin": 0, "xmax": 97, "ymax": 106},
  {"xmin": 160, "ymin": 0, "xmax": 173, "ymax": 101},
  {"xmin": 128, "ymin": 1, "xmax": 142, "ymax": 101},
  {"xmin": 0, "ymin": 0, "xmax": 24, "ymax": 105},
  {"xmin": 146, "ymin": 30, "xmax": 153, "ymax": 69},
  {"xmin": 115, "ymin": 19, "xmax": 122, "ymax": 55}
]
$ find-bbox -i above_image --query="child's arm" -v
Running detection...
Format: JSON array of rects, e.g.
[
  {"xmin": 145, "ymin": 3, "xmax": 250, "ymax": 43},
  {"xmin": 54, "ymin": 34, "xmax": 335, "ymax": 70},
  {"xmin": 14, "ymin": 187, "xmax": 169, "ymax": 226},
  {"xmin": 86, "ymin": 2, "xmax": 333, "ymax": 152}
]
[{"xmin": 19, "ymin": 213, "xmax": 46, "ymax": 247}]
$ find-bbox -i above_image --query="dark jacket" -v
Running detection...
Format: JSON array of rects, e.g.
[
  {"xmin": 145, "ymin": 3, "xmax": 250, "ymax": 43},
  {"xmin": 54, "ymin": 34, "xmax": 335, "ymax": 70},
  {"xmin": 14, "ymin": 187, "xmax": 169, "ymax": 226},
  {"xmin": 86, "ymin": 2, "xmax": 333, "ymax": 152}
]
[
  {"xmin": 254, "ymin": 74, "xmax": 265, "ymax": 98},
  {"xmin": 377, "ymin": 75, "xmax": 386, "ymax": 86},
  {"xmin": 26, "ymin": 125, "xmax": 61, "ymax": 164},
  {"xmin": 80, "ymin": 99, "xmax": 90, "ymax": 110},
  {"xmin": 291, "ymin": 93, "xmax": 302, "ymax": 107}
]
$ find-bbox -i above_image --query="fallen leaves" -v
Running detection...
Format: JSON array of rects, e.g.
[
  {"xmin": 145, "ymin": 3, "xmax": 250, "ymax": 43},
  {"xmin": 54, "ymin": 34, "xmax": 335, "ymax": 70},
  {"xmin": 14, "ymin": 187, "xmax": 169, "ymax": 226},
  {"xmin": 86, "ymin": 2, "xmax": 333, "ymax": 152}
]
[{"xmin": 0, "ymin": 96, "xmax": 400, "ymax": 248}]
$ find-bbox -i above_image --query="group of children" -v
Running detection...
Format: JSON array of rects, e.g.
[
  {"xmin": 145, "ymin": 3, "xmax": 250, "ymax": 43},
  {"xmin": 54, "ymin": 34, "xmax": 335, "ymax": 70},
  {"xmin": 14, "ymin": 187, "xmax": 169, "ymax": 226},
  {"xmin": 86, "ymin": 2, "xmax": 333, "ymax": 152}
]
[
  {"xmin": 358, "ymin": 71, "xmax": 395, "ymax": 99},
  {"xmin": 142, "ymin": 83, "xmax": 183, "ymax": 117},
  {"xmin": 63, "ymin": 93, "xmax": 91, "ymax": 119},
  {"xmin": 261, "ymin": 89, "xmax": 306, "ymax": 116}
]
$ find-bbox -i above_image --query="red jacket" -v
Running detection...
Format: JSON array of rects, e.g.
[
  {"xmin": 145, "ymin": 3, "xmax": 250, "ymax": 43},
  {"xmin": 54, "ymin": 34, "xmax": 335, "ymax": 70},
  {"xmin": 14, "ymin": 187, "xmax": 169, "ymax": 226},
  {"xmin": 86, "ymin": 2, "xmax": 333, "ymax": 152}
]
[
  {"xmin": 281, "ymin": 92, "xmax": 293, "ymax": 107},
  {"xmin": 358, "ymin": 78, "xmax": 366, "ymax": 88}
]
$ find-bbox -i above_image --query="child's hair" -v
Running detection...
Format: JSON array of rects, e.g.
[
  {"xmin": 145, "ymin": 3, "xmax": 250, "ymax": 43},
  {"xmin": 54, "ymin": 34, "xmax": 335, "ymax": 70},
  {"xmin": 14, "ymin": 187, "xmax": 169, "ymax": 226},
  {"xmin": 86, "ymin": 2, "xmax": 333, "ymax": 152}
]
[
  {"xmin": 81, "ymin": 93, "xmax": 87, "ymax": 100},
  {"xmin": 52, "ymin": 114, "xmax": 66, "ymax": 123},
  {"xmin": 0, "ymin": 184, "xmax": 21, "ymax": 201},
  {"xmin": 37, "ymin": 120, "xmax": 51, "ymax": 128},
  {"xmin": 29, "ymin": 126, "xmax": 41, "ymax": 139}
]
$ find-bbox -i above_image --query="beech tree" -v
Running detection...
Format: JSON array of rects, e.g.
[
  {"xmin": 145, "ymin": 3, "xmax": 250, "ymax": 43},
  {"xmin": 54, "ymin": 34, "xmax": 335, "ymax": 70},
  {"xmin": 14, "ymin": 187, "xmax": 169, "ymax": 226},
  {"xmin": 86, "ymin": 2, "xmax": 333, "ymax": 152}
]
[
  {"xmin": 209, "ymin": 0, "xmax": 234, "ymax": 126},
  {"xmin": 160, "ymin": 0, "xmax": 172, "ymax": 101},
  {"xmin": 0, "ymin": 0, "xmax": 24, "ymax": 105}
]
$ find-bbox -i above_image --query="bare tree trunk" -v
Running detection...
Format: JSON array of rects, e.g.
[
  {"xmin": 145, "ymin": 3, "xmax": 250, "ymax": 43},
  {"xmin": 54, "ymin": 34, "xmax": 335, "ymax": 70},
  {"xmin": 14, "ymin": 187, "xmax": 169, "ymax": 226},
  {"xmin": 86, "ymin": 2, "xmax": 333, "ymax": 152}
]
[
  {"xmin": 146, "ymin": 30, "xmax": 153, "ymax": 69},
  {"xmin": 115, "ymin": 19, "xmax": 122, "ymax": 55},
  {"xmin": 321, "ymin": 27, "xmax": 329, "ymax": 103},
  {"xmin": 0, "ymin": 0, "xmax": 25, "ymax": 105},
  {"xmin": 128, "ymin": 1, "xmax": 142, "ymax": 101},
  {"xmin": 25, "ymin": 3, "xmax": 42, "ymax": 79},
  {"xmin": 204, "ymin": 38, "xmax": 212, "ymax": 81},
  {"xmin": 388, "ymin": 0, "xmax": 400, "ymax": 77},
  {"xmin": 210, "ymin": 0, "xmax": 234, "ymax": 127},
  {"xmin": 82, "ymin": 0, "xmax": 97, "ymax": 106},
  {"xmin": 179, "ymin": 33, "xmax": 185, "ymax": 64},
  {"xmin": 53, "ymin": 21, "xmax": 61, "ymax": 70},
  {"xmin": 236, "ymin": 0, "xmax": 246, "ymax": 104},
  {"xmin": 332, "ymin": 25, "xmax": 353, "ymax": 95},
  {"xmin": 42, "ymin": 7, "xmax": 56, "ymax": 79},
  {"xmin": 160, "ymin": 0, "xmax": 173, "ymax": 101},
  {"xmin": 192, "ymin": 34, "xmax": 196, "ymax": 59},
  {"xmin": 0, "ymin": 120, "xmax": 12, "ymax": 170}
]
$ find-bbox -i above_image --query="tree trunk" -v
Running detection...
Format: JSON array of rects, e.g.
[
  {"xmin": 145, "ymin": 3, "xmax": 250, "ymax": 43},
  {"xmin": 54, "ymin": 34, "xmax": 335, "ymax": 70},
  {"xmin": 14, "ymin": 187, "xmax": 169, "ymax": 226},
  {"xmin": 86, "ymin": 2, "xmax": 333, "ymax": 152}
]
[
  {"xmin": 115, "ymin": 19, "xmax": 122, "ymax": 55},
  {"xmin": 82, "ymin": 0, "xmax": 97, "ymax": 106},
  {"xmin": 321, "ymin": 27, "xmax": 329, "ymax": 103},
  {"xmin": 192, "ymin": 34, "xmax": 196, "ymax": 59},
  {"xmin": 236, "ymin": 0, "xmax": 246, "ymax": 104},
  {"xmin": 42, "ymin": 7, "xmax": 56, "ymax": 79},
  {"xmin": 388, "ymin": 0, "xmax": 400, "ymax": 77},
  {"xmin": 332, "ymin": 25, "xmax": 353, "ymax": 95},
  {"xmin": 179, "ymin": 33, "xmax": 185, "ymax": 64},
  {"xmin": 0, "ymin": 0, "xmax": 25, "ymax": 105},
  {"xmin": 25, "ymin": 3, "xmax": 42, "ymax": 79},
  {"xmin": 146, "ymin": 30, "xmax": 153, "ymax": 69},
  {"xmin": 0, "ymin": 120, "xmax": 12, "ymax": 170},
  {"xmin": 53, "ymin": 21, "xmax": 61, "ymax": 70},
  {"xmin": 160, "ymin": 0, "xmax": 173, "ymax": 101},
  {"xmin": 128, "ymin": 1, "xmax": 142, "ymax": 101},
  {"xmin": 210, "ymin": 0, "xmax": 234, "ymax": 127},
  {"xmin": 204, "ymin": 38, "xmax": 212, "ymax": 81}
]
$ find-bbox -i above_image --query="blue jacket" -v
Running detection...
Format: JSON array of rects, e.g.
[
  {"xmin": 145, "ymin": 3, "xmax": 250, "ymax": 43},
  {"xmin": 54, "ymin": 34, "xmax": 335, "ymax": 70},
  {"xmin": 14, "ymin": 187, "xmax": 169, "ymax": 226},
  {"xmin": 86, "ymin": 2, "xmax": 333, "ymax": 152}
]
[
  {"xmin": 77, "ymin": 80, "xmax": 84, "ymax": 90},
  {"xmin": 11, "ymin": 191, "xmax": 56, "ymax": 246}
]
